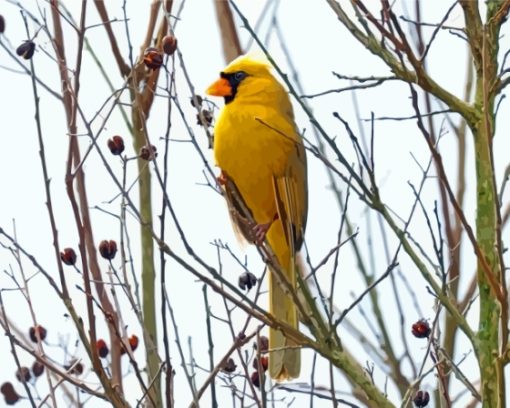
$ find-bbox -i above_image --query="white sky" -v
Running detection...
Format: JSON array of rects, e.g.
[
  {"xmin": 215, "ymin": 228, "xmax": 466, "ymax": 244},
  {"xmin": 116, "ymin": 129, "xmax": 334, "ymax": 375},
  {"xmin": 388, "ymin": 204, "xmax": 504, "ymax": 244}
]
[{"xmin": 0, "ymin": 1, "xmax": 508, "ymax": 407}]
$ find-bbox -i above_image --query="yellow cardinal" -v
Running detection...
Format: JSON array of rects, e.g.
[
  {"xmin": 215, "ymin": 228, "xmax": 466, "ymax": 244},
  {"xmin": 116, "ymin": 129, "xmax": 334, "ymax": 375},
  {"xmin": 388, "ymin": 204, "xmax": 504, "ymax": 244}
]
[{"xmin": 206, "ymin": 55, "xmax": 307, "ymax": 380}]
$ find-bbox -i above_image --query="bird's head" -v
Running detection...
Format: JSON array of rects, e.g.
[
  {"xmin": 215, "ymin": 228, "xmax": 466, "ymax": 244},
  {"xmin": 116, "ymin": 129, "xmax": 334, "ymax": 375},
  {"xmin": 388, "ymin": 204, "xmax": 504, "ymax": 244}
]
[{"xmin": 206, "ymin": 55, "xmax": 284, "ymax": 105}]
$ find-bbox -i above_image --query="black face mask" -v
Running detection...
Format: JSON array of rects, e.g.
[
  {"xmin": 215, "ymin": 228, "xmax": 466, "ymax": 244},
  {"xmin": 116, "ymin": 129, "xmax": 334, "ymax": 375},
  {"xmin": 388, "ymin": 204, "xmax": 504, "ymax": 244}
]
[{"xmin": 220, "ymin": 70, "xmax": 248, "ymax": 104}]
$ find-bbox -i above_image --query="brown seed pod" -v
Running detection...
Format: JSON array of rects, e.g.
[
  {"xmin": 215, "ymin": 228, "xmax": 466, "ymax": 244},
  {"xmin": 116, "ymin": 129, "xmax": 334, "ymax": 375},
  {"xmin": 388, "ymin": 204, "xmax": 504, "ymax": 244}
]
[
  {"xmin": 107, "ymin": 135, "xmax": 125, "ymax": 155},
  {"xmin": 60, "ymin": 247, "xmax": 77, "ymax": 266},
  {"xmin": 99, "ymin": 240, "xmax": 117, "ymax": 260},
  {"xmin": 250, "ymin": 371, "xmax": 261, "ymax": 388},
  {"xmin": 139, "ymin": 144, "xmax": 157, "ymax": 161},
  {"xmin": 238, "ymin": 271, "xmax": 257, "ymax": 291},
  {"xmin": 97, "ymin": 339, "xmax": 109, "ymax": 358},
  {"xmin": 196, "ymin": 109, "xmax": 213, "ymax": 127},
  {"xmin": 129, "ymin": 334, "xmax": 139, "ymax": 351},
  {"xmin": 1, "ymin": 382, "xmax": 20, "ymax": 405},
  {"xmin": 0, "ymin": 15, "xmax": 5, "ymax": 34},
  {"xmin": 143, "ymin": 47, "xmax": 163, "ymax": 70},
  {"xmin": 29, "ymin": 325, "xmax": 47, "ymax": 343},
  {"xmin": 190, "ymin": 95, "xmax": 203, "ymax": 108},
  {"xmin": 16, "ymin": 41, "xmax": 35, "ymax": 60},
  {"xmin": 65, "ymin": 359, "xmax": 84, "ymax": 376},
  {"xmin": 413, "ymin": 390, "xmax": 430, "ymax": 407},
  {"xmin": 162, "ymin": 35, "xmax": 178, "ymax": 55},
  {"xmin": 411, "ymin": 319, "xmax": 431, "ymax": 339},
  {"xmin": 121, "ymin": 334, "xmax": 139, "ymax": 355},
  {"xmin": 253, "ymin": 356, "xmax": 268, "ymax": 372},
  {"xmin": 222, "ymin": 358, "xmax": 237, "ymax": 373},
  {"xmin": 255, "ymin": 335, "xmax": 268, "ymax": 354},
  {"xmin": 31, "ymin": 361, "xmax": 44, "ymax": 378},
  {"xmin": 15, "ymin": 367, "xmax": 31, "ymax": 383}
]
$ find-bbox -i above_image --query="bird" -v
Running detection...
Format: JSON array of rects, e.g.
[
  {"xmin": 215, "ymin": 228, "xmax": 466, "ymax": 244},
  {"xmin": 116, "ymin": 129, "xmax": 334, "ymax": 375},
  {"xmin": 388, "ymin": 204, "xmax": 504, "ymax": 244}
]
[{"xmin": 206, "ymin": 55, "xmax": 308, "ymax": 380}]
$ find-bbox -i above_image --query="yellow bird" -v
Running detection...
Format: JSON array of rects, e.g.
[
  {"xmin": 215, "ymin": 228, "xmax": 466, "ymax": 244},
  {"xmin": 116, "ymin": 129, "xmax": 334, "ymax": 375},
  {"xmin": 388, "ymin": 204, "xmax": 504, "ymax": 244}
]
[{"xmin": 206, "ymin": 55, "xmax": 308, "ymax": 380}]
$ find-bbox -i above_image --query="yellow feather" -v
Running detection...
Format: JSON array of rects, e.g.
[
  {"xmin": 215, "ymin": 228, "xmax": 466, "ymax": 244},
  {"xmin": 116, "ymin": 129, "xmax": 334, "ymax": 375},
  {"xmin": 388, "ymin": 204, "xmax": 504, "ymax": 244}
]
[{"xmin": 207, "ymin": 55, "xmax": 307, "ymax": 380}]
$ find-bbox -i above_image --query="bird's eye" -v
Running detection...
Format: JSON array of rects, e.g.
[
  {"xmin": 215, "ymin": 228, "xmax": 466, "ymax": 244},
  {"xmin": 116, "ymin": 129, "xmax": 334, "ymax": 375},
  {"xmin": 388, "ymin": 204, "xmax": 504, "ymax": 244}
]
[{"xmin": 234, "ymin": 71, "xmax": 247, "ymax": 82}]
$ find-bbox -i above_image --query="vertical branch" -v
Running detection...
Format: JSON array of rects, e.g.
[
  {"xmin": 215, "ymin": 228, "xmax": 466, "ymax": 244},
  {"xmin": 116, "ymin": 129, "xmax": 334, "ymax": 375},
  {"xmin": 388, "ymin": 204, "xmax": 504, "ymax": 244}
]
[
  {"xmin": 130, "ymin": 4, "xmax": 170, "ymax": 406},
  {"xmin": 213, "ymin": 1, "xmax": 242, "ymax": 63},
  {"xmin": 49, "ymin": 2, "xmax": 127, "ymax": 405}
]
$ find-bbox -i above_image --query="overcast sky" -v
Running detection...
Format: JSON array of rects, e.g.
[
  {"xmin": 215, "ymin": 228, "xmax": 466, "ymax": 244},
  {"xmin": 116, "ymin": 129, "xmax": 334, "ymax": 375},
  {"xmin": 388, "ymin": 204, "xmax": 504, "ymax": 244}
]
[{"xmin": 0, "ymin": 1, "xmax": 508, "ymax": 407}]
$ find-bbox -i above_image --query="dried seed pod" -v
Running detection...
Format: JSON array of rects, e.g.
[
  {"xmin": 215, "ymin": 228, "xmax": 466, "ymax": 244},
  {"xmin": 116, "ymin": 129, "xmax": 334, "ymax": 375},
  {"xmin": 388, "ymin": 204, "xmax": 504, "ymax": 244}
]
[
  {"xmin": 97, "ymin": 339, "xmax": 109, "ymax": 358},
  {"xmin": 139, "ymin": 144, "xmax": 157, "ymax": 161},
  {"xmin": 413, "ymin": 390, "xmax": 430, "ymax": 407},
  {"xmin": 15, "ymin": 367, "xmax": 31, "ymax": 383},
  {"xmin": 121, "ymin": 334, "xmax": 139, "ymax": 355},
  {"xmin": 60, "ymin": 247, "xmax": 77, "ymax": 266},
  {"xmin": 196, "ymin": 109, "xmax": 213, "ymax": 127},
  {"xmin": 162, "ymin": 35, "xmax": 177, "ymax": 55},
  {"xmin": 190, "ymin": 95, "xmax": 203, "ymax": 108},
  {"xmin": 143, "ymin": 47, "xmax": 163, "ymax": 70},
  {"xmin": 411, "ymin": 319, "xmax": 431, "ymax": 339},
  {"xmin": 129, "ymin": 334, "xmax": 139, "ymax": 351},
  {"xmin": 107, "ymin": 135, "xmax": 125, "ymax": 155},
  {"xmin": 0, "ymin": 15, "xmax": 5, "ymax": 34},
  {"xmin": 222, "ymin": 358, "xmax": 236, "ymax": 373},
  {"xmin": 65, "ymin": 359, "xmax": 84, "ymax": 376},
  {"xmin": 29, "ymin": 325, "xmax": 47, "ymax": 343},
  {"xmin": 250, "ymin": 371, "xmax": 261, "ymax": 388},
  {"xmin": 1, "ymin": 382, "xmax": 20, "ymax": 405},
  {"xmin": 16, "ymin": 41, "xmax": 35, "ymax": 60},
  {"xmin": 99, "ymin": 240, "xmax": 117, "ymax": 260},
  {"xmin": 255, "ymin": 335, "xmax": 268, "ymax": 353},
  {"xmin": 238, "ymin": 271, "xmax": 257, "ymax": 291},
  {"xmin": 31, "ymin": 361, "xmax": 44, "ymax": 378},
  {"xmin": 253, "ymin": 356, "xmax": 268, "ymax": 372}
]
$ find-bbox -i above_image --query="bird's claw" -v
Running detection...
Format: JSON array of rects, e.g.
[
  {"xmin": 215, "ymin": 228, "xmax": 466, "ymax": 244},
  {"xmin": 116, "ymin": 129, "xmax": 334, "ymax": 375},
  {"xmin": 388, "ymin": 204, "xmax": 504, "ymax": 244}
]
[
  {"xmin": 253, "ymin": 214, "xmax": 279, "ymax": 245},
  {"xmin": 253, "ymin": 222, "xmax": 272, "ymax": 245},
  {"xmin": 217, "ymin": 171, "xmax": 228, "ymax": 186}
]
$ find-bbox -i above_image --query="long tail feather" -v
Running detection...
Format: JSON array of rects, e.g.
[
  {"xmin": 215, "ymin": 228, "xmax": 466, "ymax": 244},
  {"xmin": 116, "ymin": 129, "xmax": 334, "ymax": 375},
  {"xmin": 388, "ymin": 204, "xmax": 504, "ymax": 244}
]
[{"xmin": 267, "ymin": 219, "xmax": 300, "ymax": 380}]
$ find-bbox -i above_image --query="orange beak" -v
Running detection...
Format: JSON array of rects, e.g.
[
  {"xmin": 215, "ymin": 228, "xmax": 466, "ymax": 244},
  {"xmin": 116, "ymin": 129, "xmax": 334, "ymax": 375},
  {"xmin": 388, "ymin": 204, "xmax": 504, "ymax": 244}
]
[{"xmin": 206, "ymin": 77, "xmax": 232, "ymax": 97}]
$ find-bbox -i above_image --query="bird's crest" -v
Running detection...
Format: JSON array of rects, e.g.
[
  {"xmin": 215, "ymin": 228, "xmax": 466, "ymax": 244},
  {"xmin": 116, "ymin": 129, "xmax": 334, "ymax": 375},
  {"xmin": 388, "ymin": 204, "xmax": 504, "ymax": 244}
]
[{"xmin": 222, "ymin": 54, "xmax": 271, "ymax": 76}]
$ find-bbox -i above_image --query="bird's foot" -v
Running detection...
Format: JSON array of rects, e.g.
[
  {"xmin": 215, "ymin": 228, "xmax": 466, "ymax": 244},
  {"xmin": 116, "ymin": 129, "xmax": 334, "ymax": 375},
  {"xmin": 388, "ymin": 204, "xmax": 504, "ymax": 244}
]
[
  {"xmin": 217, "ymin": 170, "xmax": 228, "ymax": 186},
  {"xmin": 253, "ymin": 222, "xmax": 271, "ymax": 245},
  {"xmin": 253, "ymin": 214, "xmax": 279, "ymax": 245}
]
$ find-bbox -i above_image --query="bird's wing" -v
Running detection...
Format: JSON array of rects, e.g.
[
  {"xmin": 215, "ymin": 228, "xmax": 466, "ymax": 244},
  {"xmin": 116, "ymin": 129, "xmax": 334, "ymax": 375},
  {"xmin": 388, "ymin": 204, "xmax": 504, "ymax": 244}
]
[
  {"xmin": 272, "ymin": 135, "xmax": 308, "ymax": 253},
  {"xmin": 222, "ymin": 176, "xmax": 256, "ymax": 245}
]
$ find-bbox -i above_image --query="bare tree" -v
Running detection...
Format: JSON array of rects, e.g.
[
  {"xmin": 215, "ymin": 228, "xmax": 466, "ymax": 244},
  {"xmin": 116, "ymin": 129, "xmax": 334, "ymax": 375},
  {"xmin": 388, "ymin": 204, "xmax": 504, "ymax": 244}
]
[{"xmin": 0, "ymin": 1, "xmax": 508, "ymax": 407}]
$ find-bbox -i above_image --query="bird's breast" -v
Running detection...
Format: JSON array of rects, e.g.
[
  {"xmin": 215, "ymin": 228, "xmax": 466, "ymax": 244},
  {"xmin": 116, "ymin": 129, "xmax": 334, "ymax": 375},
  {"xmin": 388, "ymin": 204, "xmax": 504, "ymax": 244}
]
[{"xmin": 214, "ymin": 106, "xmax": 293, "ymax": 223}]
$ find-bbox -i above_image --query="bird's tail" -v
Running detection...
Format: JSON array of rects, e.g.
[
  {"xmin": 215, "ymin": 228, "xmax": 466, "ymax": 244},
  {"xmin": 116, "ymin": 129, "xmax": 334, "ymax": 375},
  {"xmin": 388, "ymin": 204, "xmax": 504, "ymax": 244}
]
[{"xmin": 266, "ymin": 219, "xmax": 300, "ymax": 381}]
